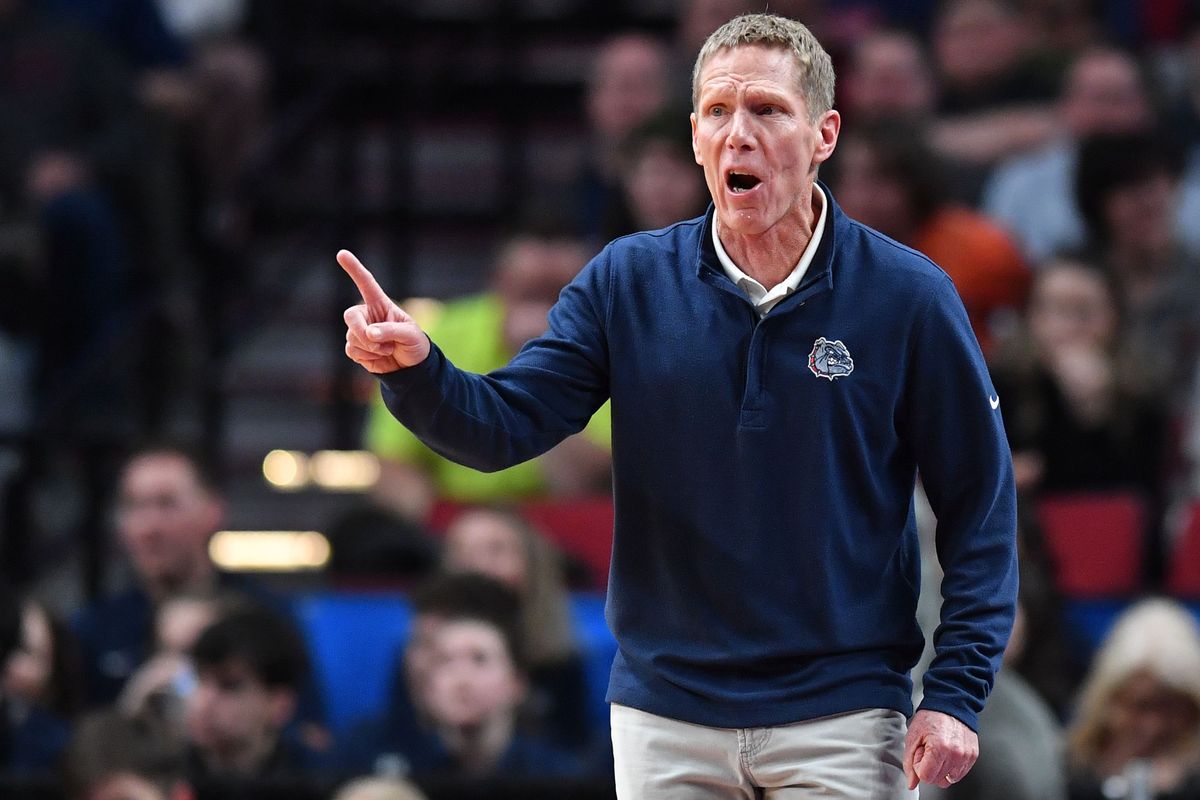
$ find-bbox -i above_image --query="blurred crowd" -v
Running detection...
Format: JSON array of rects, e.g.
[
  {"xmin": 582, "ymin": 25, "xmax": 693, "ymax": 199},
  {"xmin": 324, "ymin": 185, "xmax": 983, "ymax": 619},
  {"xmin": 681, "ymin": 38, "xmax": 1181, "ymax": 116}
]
[{"xmin": 3, "ymin": 0, "xmax": 1200, "ymax": 798}]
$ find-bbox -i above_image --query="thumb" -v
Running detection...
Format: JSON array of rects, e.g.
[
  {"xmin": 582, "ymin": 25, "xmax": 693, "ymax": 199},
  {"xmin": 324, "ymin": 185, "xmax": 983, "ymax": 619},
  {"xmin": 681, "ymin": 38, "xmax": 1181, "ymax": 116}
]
[
  {"xmin": 366, "ymin": 321, "xmax": 422, "ymax": 344},
  {"xmin": 906, "ymin": 742, "xmax": 922, "ymax": 790}
]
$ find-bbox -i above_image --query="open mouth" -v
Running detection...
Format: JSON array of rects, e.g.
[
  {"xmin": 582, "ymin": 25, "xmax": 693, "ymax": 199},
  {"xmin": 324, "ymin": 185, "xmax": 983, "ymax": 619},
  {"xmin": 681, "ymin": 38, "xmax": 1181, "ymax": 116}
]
[{"xmin": 726, "ymin": 171, "xmax": 762, "ymax": 194}]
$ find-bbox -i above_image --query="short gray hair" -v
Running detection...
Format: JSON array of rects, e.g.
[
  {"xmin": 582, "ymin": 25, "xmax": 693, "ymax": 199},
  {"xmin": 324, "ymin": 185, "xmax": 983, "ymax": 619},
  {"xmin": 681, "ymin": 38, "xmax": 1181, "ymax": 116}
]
[{"xmin": 691, "ymin": 13, "xmax": 835, "ymax": 121}]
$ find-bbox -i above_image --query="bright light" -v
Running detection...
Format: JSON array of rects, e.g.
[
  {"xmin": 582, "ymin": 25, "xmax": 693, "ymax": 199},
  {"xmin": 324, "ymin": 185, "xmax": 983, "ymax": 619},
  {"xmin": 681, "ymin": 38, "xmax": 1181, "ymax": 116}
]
[
  {"xmin": 209, "ymin": 531, "xmax": 331, "ymax": 572},
  {"xmin": 309, "ymin": 450, "xmax": 380, "ymax": 491},
  {"xmin": 262, "ymin": 450, "xmax": 308, "ymax": 490}
]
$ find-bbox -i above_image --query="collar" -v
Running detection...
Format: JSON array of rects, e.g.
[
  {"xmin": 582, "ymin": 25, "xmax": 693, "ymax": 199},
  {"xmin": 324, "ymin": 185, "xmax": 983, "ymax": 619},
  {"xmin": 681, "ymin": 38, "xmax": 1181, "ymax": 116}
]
[{"xmin": 711, "ymin": 183, "xmax": 828, "ymax": 309}]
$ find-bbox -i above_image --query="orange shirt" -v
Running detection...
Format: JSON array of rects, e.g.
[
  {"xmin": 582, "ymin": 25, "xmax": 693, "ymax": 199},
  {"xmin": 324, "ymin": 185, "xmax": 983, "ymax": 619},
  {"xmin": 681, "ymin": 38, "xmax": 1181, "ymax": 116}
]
[{"xmin": 914, "ymin": 207, "xmax": 1031, "ymax": 355}]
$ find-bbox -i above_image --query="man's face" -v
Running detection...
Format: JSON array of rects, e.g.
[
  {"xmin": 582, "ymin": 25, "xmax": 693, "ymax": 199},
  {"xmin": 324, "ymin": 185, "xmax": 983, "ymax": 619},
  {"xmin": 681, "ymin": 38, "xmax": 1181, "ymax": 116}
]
[
  {"xmin": 691, "ymin": 45, "xmax": 838, "ymax": 238},
  {"xmin": 848, "ymin": 34, "xmax": 935, "ymax": 121},
  {"xmin": 425, "ymin": 620, "xmax": 523, "ymax": 730},
  {"xmin": 185, "ymin": 658, "xmax": 292, "ymax": 760},
  {"xmin": 1061, "ymin": 52, "xmax": 1150, "ymax": 136},
  {"xmin": 443, "ymin": 511, "xmax": 528, "ymax": 593},
  {"xmin": 494, "ymin": 239, "xmax": 586, "ymax": 354},
  {"xmin": 116, "ymin": 454, "xmax": 221, "ymax": 587}
]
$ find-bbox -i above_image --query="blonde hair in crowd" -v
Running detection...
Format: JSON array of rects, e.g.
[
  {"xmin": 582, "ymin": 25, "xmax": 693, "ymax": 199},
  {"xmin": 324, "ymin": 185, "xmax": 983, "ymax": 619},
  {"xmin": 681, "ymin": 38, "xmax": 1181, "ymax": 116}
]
[
  {"xmin": 1067, "ymin": 598, "xmax": 1200, "ymax": 767},
  {"xmin": 691, "ymin": 13, "xmax": 836, "ymax": 120},
  {"xmin": 505, "ymin": 509, "xmax": 578, "ymax": 666},
  {"xmin": 333, "ymin": 777, "xmax": 429, "ymax": 800}
]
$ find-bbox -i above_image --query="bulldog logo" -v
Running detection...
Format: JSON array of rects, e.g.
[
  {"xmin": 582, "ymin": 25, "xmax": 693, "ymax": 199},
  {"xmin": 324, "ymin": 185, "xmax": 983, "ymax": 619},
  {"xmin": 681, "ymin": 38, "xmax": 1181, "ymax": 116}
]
[{"xmin": 808, "ymin": 337, "xmax": 854, "ymax": 380}]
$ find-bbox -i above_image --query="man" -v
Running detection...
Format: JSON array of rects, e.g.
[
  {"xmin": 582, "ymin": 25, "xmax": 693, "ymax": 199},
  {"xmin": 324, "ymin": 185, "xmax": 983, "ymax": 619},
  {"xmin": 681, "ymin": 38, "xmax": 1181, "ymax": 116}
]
[
  {"xmin": 73, "ymin": 444, "xmax": 228, "ymax": 705},
  {"xmin": 982, "ymin": 45, "xmax": 1200, "ymax": 261},
  {"xmin": 185, "ymin": 605, "xmax": 316, "ymax": 780},
  {"xmin": 341, "ymin": 14, "xmax": 1017, "ymax": 798},
  {"xmin": 72, "ymin": 444, "xmax": 328, "ymax": 751}
]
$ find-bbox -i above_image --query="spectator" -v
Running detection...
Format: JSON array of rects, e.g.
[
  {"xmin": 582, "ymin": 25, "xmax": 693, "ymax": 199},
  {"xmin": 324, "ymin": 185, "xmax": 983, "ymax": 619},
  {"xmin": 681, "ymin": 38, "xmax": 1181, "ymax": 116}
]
[
  {"xmin": 73, "ymin": 444, "xmax": 241, "ymax": 704},
  {"xmin": 4, "ymin": 597, "xmax": 84, "ymax": 720},
  {"xmin": 1067, "ymin": 598, "xmax": 1200, "ymax": 800},
  {"xmin": 338, "ymin": 573, "xmax": 521, "ymax": 778},
  {"xmin": 184, "ymin": 604, "xmax": 318, "ymax": 781},
  {"xmin": 0, "ymin": 0, "xmax": 143, "ymax": 430},
  {"xmin": 929, "ymin": 0, "xmax": 1060, "ymax": 170},
  {"xmin": 604, "ymin": 109, "xmax": 709, "ymax": 241},
  {"xmin": 334, "ymin": 776, "xmax": 428, "ymax": 800},
  {"xmin": 0, "ymin": 584, "xmax": 71, "ymax": 775},
  {"xmin": 118, "ymin": 592, "xmax": 226, "ymax": 727},
  {"xmin": 842, "ymin": 30, "xmax": 937, "ymax": 126},
  {"xmin": 990, "ymin": 258, "xmax": 1169, "ymax": 497},
  {"xmin": 578, "ymin": 33, "xmax": 671, "ymax": 245},
  {"xmin": 415, "ymin": 607, "xmax": 580, "ymax": 779},
  {"xmin": 442, "ymin": 507, "xmax": 589, "ymax": 748},
  {"xmin": 982, "ymin": 46, "xmax": 1200, "ymax": 262},
  {"xmin": 830, "ymin": 122, "xmax": 1030, "ymax": 353},
  {"xmin": 1075, "ymin": 130, "xmax": 1200, "ymax": 410},
  {"xmin": 64, "ymin": 709, "xmax": 192, "ymax": 800},
  {"xmin": 923, "ymin": 595, "xmax": 1067, "ymax": 800},
  {"xmin": 364, "ymin": 233, "xmax": 612, "ymax": 523}
]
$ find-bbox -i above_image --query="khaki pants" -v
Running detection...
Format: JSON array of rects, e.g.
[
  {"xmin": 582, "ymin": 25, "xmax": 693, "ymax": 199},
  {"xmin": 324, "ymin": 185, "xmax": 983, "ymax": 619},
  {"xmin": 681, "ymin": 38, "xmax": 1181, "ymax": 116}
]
[{"xmin": 611, "ymin": 704, "xmax": 917, "ymax": 799}]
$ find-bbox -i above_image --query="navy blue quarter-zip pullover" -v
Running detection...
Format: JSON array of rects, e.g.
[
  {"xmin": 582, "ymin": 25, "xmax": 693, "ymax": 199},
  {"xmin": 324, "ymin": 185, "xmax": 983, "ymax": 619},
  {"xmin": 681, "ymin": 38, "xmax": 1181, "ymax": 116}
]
[{"xmin": 378, "ymin": 185, "xmax": 1018, "ymax": 732}]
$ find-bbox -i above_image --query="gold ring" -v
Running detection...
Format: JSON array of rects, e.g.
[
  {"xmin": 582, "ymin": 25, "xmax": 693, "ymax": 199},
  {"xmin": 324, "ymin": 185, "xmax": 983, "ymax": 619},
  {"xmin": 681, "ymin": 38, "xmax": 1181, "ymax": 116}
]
[{"xmin": 945, "ymin": 773, "xmax": 955, "ymax": 784}]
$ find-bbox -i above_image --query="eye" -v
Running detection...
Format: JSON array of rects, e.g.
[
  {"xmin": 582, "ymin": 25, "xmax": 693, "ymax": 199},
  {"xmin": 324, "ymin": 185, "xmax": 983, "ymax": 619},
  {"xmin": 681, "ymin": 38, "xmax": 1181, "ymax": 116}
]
[
  {"xmin": 757, "ymin": 105, "xmax": 777, "ymax": 116},
  {"xmin": 709, "ymin": 106, "xmax": 725, "ymax": 117}
]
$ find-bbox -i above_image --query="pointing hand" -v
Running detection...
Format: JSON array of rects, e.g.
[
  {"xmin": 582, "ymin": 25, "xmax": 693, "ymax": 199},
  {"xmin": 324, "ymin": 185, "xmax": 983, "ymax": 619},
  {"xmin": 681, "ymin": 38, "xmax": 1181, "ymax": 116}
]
[{"xmin": 338, "ymin": 249, "xmax": 431, "ymax": 373}]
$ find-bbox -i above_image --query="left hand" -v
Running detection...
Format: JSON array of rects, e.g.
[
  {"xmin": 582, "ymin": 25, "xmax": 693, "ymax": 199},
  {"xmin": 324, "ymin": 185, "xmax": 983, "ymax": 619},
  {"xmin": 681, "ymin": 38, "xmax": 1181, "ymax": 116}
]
[{"xmin": 904, "ymin": 709, "xmax": 979, "ymax": 790}]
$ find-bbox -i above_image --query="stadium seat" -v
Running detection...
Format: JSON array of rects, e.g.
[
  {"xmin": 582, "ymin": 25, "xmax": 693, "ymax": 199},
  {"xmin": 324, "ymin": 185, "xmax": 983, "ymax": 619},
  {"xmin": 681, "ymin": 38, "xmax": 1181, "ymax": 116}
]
[
  {"xmin": 570, "ymin": 593, "xmax": 616, "ymax": 731},
  {"xmin": 1036, "ymin": 493, "xmax": 1145, "ymax": 597},
  {"xmin": 292, "ymin": 590, "xmax": 617, "ymax": 739},
  {"xmin": 1166, "ymin": 502, "xmax": 1200, "ymax": 599},
  {"xmin": 291, "ymin": 592, "xmax": 411, "ymax": 735}
]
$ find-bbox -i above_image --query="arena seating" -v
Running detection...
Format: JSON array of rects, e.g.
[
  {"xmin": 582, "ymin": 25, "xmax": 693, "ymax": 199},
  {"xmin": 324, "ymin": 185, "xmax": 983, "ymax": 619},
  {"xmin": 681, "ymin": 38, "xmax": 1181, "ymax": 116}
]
[{"xmin": 1036, "ymin": 492, "xmax": 1146, "ymax": 597}]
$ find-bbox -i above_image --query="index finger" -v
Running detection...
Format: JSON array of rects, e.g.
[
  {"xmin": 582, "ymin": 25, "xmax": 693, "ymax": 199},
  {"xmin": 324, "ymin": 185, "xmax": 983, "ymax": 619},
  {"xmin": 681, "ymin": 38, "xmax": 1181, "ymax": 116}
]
[{"xmin": 338, "ymin": 249, "xmax": 389, "ymax": 306}]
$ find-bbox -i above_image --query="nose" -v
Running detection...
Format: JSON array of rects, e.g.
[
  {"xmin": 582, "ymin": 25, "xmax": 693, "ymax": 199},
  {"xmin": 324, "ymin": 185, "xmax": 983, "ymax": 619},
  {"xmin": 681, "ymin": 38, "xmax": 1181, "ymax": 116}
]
[{"xmin": 727, "ymin": 109, "xmax": 756, "ymax": 151}]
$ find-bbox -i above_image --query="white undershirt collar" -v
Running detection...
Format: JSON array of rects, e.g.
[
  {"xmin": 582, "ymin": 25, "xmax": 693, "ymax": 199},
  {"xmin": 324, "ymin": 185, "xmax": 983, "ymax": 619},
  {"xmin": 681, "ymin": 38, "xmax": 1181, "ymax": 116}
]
[{"xmin": 712, "ymin": 184, "xmax": 828, "ymax": 316}]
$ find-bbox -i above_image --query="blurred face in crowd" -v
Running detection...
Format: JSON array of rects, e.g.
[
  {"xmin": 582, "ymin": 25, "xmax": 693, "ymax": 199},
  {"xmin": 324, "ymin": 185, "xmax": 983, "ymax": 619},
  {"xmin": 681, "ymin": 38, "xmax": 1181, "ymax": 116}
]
[
  {"xmin": 679, "ymin": 0, "xmax": 757, "ymax": 55},
  {"xmin": 443, "ymin": 511, "xmax": 528, "ymax": 594},
  {"xmin": 2, "ymin": 601, "xmax": 54, "ymax": 705},
  {"xmin": 185, "ymin": 658, "xmax": 293, "ymax": 769},
  {"xmin": 587, "ymin": 35, "xmax": 669, "ymax": 141},
  {"xmin": 493, "ymin": 238, "xmax": 586, "ymax": 355},
  {"xmin": 934, "ymin": 0, "xmax": 1027, "ymax": 89},
  {"xmin": 829, "ymin": 137, "xmax": 914, "ymax": 241},
  {"xmin": 1101, "ymin": 173, "xmax": 1178, "ymax": 259},
  {"xmin": 625, "ymin": 139, "xmax": 709, "ymax": 230},
  {"xmin": 1105, "ymin": 669, "xmax": 1200, "ymax": 761},
  {"xmin": 1060, "ymin": 50, "xmax": 1151, "ymax": 137},
  {"xmin": 691, "ymin": 45, "xmax": 839, "ymax": 239},
  {"xmin": 85, "ymin": 773, "xmax": 177, "ymax": 800},
  {"xmin": 117, "ymin": 454, "xmax": 222, "ymax": 592},
  {"xmin": 426, "ymin": 620, "xmax": 524, "ymax": 731},
  {"xmin": 846, "ymin": 32, "xmax": 935, "ymax": 121},
  {"xmin": 1028, "ymin": 262, "xmax": 1117, "ymax": 354},
  {"xmin": 404, "ymin": 612, "xmax": 446, "ymax": 710}
]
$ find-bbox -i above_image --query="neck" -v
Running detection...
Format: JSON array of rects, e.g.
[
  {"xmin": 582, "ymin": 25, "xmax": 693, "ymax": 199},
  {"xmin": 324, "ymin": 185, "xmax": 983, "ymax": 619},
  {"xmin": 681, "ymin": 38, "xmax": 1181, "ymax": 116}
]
[
  {"xmin": 718, "ymin": 183, "xmax": 821, "ymax": 290},
  {"xmin": 145, "ymin": 558, "xmax": 215, "ymax": 603},
  {"xmin": 441, "ymin": 714, "xmax": 514, "ymax": 776}
]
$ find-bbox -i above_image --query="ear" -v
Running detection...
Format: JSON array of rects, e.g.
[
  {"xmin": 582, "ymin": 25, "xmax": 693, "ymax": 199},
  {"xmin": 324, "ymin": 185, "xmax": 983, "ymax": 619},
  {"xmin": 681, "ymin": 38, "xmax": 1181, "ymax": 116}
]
[
  {"xmin": 691, "ymin": 112, "xmax": 703, "ymax": 166},
  {"xmin": 812, "ymin": 109, "xmax": 841, "ymax": 167}
]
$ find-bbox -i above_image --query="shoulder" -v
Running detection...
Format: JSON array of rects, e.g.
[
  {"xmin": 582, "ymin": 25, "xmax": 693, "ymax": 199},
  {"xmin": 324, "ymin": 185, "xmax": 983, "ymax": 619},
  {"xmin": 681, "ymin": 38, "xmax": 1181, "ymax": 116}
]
[
  {"xmin": 837, "ymin": 215, "xmax": 955, "ymax": 297},
  {"xmin": 601, "ymin": 215, "xmax": 707, "ymax": 273}
]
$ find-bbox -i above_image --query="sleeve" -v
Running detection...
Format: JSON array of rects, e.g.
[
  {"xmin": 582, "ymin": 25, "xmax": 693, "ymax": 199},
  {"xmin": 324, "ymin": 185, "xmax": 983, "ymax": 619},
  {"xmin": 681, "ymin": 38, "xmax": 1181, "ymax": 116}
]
[
  {"xmin": 376, "ymin": 248, "xmax": 612, "ymax": 473},
  {"xmin": 904, "ymin": 276, "xmax": 1018, "ymax": 732}
]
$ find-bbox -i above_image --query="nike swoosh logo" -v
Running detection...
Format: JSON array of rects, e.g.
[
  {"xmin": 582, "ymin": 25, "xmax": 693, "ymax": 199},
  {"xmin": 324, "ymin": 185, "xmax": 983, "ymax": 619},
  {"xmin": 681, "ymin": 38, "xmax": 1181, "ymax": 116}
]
[{"xmin": 989, "ymin": 395, "xmax": 1000, "ymax": 410}]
